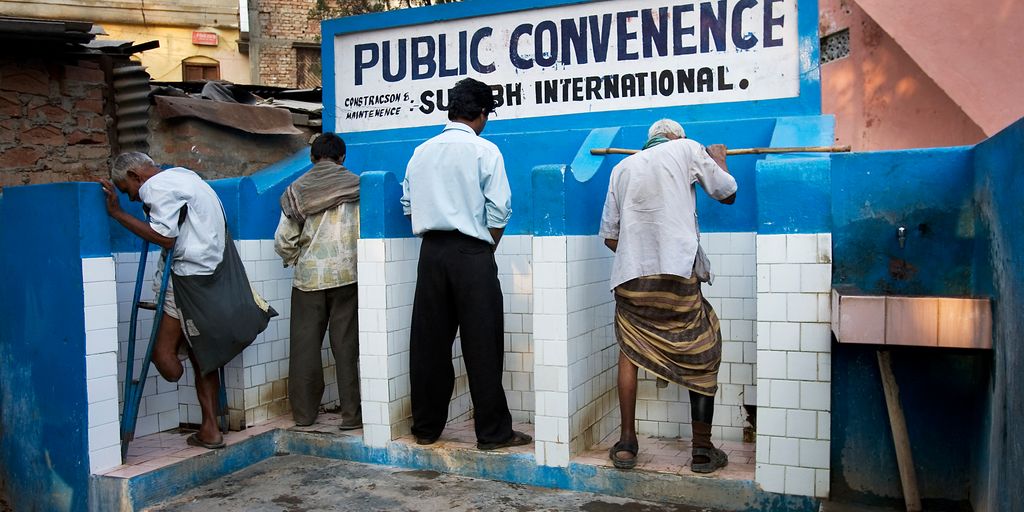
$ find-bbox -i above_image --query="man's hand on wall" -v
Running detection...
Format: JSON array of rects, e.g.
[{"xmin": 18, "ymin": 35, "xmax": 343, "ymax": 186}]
[{"xmin": 99, "ymin": 179, "xmax": 122, "ymax": 217}]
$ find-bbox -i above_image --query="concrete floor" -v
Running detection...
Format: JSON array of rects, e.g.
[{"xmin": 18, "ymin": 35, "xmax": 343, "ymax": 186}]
[{"xmin": 146, "ymin": 454, "xmax": 731, "ymax": 512}]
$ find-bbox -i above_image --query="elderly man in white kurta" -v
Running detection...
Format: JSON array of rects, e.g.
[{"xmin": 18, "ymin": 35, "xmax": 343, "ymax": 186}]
[{"xmin": 599, "ymin": 119, "xmax": 737, "ymax": 473}]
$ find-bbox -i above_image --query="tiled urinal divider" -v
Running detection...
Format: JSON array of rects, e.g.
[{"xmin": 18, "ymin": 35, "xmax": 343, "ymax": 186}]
[
  {"xmin": 356, "ymin": 235, "xmax": 535, "ymax": 448},
  {"xmin": 107, "ymin": 241, "xmax": 342, "ymax": 441},
  {"xmin": 753, "ymin": 233, "xmax": 833, "ymax": 498}
]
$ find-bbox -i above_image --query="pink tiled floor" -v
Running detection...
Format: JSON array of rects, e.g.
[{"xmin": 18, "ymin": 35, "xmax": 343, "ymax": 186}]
[
  {"xmin": 393, "ymin": 419, "xmax": 534, "ymax": 455},
  {"xmin": 98, "ymin": 413, "xmax": 354, "ymax": 479},
  {"xmin": 100, "ymin": 415, "xmax": 752, "ymax": 482},
  {"xmin": 575, "ymin": 428, "xmax": 756, "ymax": 480}
]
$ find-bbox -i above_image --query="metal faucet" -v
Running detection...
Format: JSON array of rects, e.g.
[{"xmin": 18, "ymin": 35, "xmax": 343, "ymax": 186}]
[{"xmin": 898, "ymin": 226, "xmax": 907, "ymax": 249}]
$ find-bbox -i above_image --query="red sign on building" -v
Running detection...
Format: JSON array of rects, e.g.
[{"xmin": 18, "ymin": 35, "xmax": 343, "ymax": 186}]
[{"xmin": 191, "ymin": 31, "xmax": 218, "ymax": 46}]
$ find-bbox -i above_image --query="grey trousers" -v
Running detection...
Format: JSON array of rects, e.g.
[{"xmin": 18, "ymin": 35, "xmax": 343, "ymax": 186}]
[{"xmin": 288, "ymin": 283, "xmax": 361, "ymax": 426}]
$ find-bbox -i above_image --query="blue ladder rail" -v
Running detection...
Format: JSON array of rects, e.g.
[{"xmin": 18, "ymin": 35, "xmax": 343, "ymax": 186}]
[{"xmin": 119, "ymin": 239, "xmax": 230, "ymax": 461}]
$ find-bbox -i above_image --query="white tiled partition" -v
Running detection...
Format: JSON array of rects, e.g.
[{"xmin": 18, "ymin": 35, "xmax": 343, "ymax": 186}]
[
  {"xmin": 754, "ymin": 233, "xmax": 833, "ymax": 498},
  {"xmin": 358, "ymin": 235, "xmax": 535, "ymax": 447},
  {"xmin": 533, "ymin": 235, "xmax": 617, "ymax": 467},
  {"xmin": 83, "ymin": 257, "xmax": 123, "ymax": 474}
]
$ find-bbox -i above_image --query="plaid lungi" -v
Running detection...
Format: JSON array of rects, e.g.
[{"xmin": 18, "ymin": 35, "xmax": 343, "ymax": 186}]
[{"xmin": 614, "ymin": 274, "xmax": 722, "ymax": 396}]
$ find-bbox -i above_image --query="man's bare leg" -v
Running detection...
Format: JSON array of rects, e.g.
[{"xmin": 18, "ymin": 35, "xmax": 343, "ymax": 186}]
[
  {"xmin": 151, "ymin": 312, "xmax": 184, "ymax": 382},
  {"xmin": 615, "ymin": 351, "xmax": 639, "ymax": 460},
  {"xmin": 186, "ymin": 348, "xmax": 223, "ymax": 446}
]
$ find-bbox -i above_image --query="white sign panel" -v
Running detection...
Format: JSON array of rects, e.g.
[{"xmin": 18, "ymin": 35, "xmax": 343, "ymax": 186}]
[{"xmin": 334, "ymin": 0, "xmax": 799, "ymax": 132}]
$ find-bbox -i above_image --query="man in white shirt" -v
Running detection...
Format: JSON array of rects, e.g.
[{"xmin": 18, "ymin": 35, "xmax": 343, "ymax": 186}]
[
  {"xmin": 599, "ymin": 119, "xmax": 737, "ymax": 473},
  {"xmin": 400, "ymin": 77, "xmax": 530, "ymax": 450},
  {"xmin": 100, "ymin": 153, "xmax": 227, "ymax": 449}
]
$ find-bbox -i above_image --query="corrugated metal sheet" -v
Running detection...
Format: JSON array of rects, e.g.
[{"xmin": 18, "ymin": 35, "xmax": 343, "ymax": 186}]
[{"xmin": 112, "ymin": 63, "xmax": 151, "ymax": 153}]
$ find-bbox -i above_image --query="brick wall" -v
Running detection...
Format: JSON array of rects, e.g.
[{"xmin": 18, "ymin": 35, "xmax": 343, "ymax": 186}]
[
  {"xmin": 255, "ymin": 0, "xmax": 320, "ymax": 87},
  {"xmin": 0, "ymin": 58, "xmax": 112, "ymax": 188}
]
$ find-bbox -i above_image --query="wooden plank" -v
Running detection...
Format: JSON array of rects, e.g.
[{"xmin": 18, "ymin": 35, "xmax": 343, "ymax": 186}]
[{"xmin": 877, "ymin": 350, "xmax": 923, "ymax": 512}]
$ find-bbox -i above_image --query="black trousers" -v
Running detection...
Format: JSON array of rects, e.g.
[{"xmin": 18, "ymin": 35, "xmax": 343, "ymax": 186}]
[{"xmin": 410, "ymin": 230, "xmax": 513, "ymax": 444}]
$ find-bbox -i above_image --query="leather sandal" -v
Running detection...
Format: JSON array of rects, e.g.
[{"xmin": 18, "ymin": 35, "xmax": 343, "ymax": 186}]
[
  {"xmin": 690, "ymin": 446, "xmax": 728, "ymax": 473},
  {"xmin": 477, "ymin": 430, "xmax": 532, "ymax": 450},
  {"xmin": 609, "ymin": 439, "xmax": 639, "ymax": 469}
]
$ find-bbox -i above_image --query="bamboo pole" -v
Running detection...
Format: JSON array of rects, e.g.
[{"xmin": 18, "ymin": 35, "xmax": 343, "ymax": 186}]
[
  {"xmin": 589, "ymin": 145, "xmax": 852, "ymax": 156},
  {"xmin": 877, "ymin": 350, "xmax": 923, "ymax": 512}
]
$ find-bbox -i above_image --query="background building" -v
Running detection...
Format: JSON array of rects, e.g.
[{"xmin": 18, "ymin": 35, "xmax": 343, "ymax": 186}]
[
  {"xmin": 820, "ymin": 0, "xmax": 1024, "ymax": 150},
  {"xmin": 0, "ymin": 0, "xmax": 250, "ymax": 83}
]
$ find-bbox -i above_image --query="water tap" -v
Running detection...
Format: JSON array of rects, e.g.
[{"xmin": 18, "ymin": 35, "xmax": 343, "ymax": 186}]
[{"xmin": 898, "ymin": 226, "xmax": 907, "ymax": 249}]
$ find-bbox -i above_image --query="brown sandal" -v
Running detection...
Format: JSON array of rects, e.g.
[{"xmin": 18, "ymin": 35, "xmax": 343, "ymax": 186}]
[{"xmin": 609, "ymin": 440, "xmax": 639, "ymax": 469}]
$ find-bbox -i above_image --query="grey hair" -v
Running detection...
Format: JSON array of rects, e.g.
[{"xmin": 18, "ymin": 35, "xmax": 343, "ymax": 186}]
[
  {"xmin": 110, "ymin": 152, "xmax": 156, "ymax": 183},
  {"xmin": 647, "ymin": 119, "xmax": 685, "ymax": 139}
]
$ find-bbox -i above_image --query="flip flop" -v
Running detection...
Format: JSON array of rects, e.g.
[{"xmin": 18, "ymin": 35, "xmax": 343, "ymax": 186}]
[
  {"xmin": 186, "ymin": 433, "xmax": 225, "ymax": 450},
  {"xmin": 477, "ymin": 430, "xmax": 533, "ymax": 450},
  {"xmin": 609, "ymin": 440, "xmax": 639, "ymax": 469}
]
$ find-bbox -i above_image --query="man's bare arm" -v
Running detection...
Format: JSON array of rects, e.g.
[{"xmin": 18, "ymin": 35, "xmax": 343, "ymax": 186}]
[
  {"xmin": 705, "ymin": 144, "xmax": 737, "ymax": 205},
  {"xmin": 100, "ymin": 179, "xmax": 175, "ymax": 249},
  {"xmin": 604, "ymin": 239, "xmax": 618, "ymax": 252}
]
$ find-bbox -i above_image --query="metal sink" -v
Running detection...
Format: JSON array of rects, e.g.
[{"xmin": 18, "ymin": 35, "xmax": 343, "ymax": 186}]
[{"xmin": 830, "ymin": 286, "xmax": 992, "ymax": 348}]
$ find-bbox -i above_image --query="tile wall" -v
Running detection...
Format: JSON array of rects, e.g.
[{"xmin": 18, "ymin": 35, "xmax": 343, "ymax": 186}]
[
  {"xmin": 83, "ymin": 257, "xmax": 123, "ymax": 474},
  {"xmin": 753, "ymin": 233, "xmax": 833, "ymax": 498}
]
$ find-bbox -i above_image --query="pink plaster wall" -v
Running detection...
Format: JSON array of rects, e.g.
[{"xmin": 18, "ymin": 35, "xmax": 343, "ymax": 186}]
[
  {"xmin": 820, "ymin": 0, "xmax": 986, "ymax": 151},
  {"xmin": 856, "ymin": 0, "xmax": 1024, "ymax": 137}
]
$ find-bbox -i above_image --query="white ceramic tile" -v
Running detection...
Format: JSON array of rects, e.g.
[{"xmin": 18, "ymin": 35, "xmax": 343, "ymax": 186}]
[
  {"xmin": 769, "ymin": 322, "xmax": 800, "ymax": 351},
  {"xmin": 786, "ymin": 293, "xmax": 818, "ymax": 322},
  {"xmin": 800, "ymin": 323, "xmax": 831, "ymax": 352},
  {"xmin": 785, "ymin": 235, "xmax": 817, "ymax": 264},
  {"xmin": 757, "ymin": 235, "xmax": 787, "ymax": 264},
  {"xmin": 89, "ymin": 444, "xmax": 122, "ymax": 474},
  {"xmin": 785, "ymin": 465, "xmax": 816, "ymax": 496},
  {"xmin": 758, "ymin": 293, "xmax": 788, "ymax": 321},
  {"xmin": 800, "ymin": 381, "xmax": 830, "ymax": 411},
  {"xmin": 800, "ymin": 264, "xmax": 831, "ymax": 293},
  {"xmin": 82, "ymin": 258, "xmax": 116, "ymax": 283},
  {"xmin": 756, "ymin": 463, "xmax": 786, "ymax": 494},
  {"xmin": 758, "ymin": 407, "xmax": 786, "ymax": 436},
  {"xmin": 816, "ymin": 233, "xmax": 832, "ymax": 264},
  {"xmin": 769, "ymin": 379, "xmax": 800, "ymax": 409},
  {"xmin": 786, "ymin": 409, "xmax": 818, "ymax": 439},
  {"xmin": 769, "ymin": 436, "xmax": 799, "ymax": 466},
  {"xmin": 817, "ymin": 411, "xmax": 831, "ymax": 440},
  {"xmin": 799, "ymin": 439, "xmax": 830, "ymax": 469},
  {"xmin": 758, "ymin": 350, "xmax": 787, "ymax": 379},
  {"xmin": 769, "ymin": 264, "xmax": 801, "ymax": 293},
  {"xmin": 787, "ymin": 352, "xmax": 818, "ymax": 381},
  {"xmin": 85, "ymin": 327, "xmax": 118, "ymax": 356}
]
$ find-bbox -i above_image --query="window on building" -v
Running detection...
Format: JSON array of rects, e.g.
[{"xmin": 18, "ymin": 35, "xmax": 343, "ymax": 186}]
[
  {"xmin": 182, "ymin": 56, "xmax": 221, "ymax": 81},
  {"xmin": 820, "ymin": 29, "xmax": 850, "ymax": 64},
  {"xmin": 295, "ymin": 46, "xmax": 322, "ymax": 88}
]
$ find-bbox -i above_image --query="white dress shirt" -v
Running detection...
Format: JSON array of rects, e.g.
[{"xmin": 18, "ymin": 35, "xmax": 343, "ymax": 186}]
[
  {"xmin": 139, "ymin": 167, "xmax": 226, "ymax": 276},
  {"xmin": 599, "ymin": 138, "xmax": 737, "ymax": 290},
  {"xmin": 401, "ymin": 122, "xmax": 512, "ymax": 244}
]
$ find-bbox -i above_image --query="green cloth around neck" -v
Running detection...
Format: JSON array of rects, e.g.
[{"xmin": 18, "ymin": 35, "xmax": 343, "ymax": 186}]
[{"xmin": 643, "ymin": 136, "xmax": 671, "ymax": 150}]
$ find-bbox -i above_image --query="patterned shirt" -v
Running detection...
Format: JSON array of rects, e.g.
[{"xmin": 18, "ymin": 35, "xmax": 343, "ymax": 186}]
[{"xmin": 274, "ymin": 201, "xmax": 359, "ymax": 291}]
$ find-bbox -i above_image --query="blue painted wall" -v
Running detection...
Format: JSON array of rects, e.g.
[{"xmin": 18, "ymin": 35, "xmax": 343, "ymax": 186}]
[
  {"xmin": 826, "ymin": 123, "xmax": 1024, "ymax": 511},
  {"xmin": 0, "ymin": 182, "xmax": 112, "ymax": 512},
  {"xmin": 971, "ymin": 117, "xmax": 1024, "ymax": 512},
  {"xmin": 831, "ymin": 147, "xmax": 977, "ymax": 296}
]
